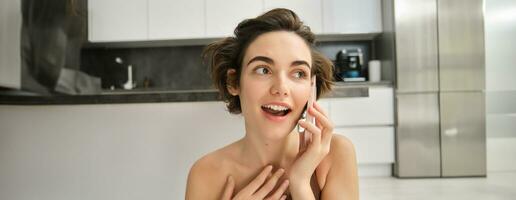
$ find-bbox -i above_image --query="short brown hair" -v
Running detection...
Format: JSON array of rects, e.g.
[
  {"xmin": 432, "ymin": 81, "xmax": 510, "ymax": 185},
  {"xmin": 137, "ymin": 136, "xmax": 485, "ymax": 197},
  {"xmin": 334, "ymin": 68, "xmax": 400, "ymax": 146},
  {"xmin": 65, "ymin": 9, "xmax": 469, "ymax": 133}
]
[{"xmin": 203, "ymin": 8, "xmax": 334, "ymax": 114}]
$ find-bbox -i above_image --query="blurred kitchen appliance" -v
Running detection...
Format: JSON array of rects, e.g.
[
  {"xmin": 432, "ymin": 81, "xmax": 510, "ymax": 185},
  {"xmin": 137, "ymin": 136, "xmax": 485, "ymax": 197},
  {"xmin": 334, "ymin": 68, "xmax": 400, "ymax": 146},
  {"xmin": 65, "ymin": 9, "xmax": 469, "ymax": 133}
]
[
  {"xmin": 380, "ymin": 0, "xmax": 486, "ymax": 178},
  {"xmin": 20, "ymin": 0, "xmax": 100, "ymax": 95},
  {"xmin": 335, "ymin": 48, "xmax": 366, "ymax": 82}
]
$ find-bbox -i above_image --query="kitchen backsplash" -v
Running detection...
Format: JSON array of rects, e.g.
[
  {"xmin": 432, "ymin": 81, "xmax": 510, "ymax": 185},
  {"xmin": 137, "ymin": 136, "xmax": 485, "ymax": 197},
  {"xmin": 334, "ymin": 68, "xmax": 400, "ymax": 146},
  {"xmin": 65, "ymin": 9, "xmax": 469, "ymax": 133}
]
[
  {"xmin": 81, "ymin": 46, "xmax": 211, "ymax": 90},
  {"xmin": 80, "ymin": 41, "xmax": 372, "ymax": 91}
]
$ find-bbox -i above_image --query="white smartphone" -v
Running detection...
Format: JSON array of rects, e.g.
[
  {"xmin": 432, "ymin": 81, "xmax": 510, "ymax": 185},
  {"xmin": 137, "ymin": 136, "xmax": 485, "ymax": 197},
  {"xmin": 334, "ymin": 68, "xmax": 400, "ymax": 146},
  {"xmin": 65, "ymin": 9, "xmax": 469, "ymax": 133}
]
[{"xmin": 297, "ymin": 76, "xmax": 317, "ymax": 145}]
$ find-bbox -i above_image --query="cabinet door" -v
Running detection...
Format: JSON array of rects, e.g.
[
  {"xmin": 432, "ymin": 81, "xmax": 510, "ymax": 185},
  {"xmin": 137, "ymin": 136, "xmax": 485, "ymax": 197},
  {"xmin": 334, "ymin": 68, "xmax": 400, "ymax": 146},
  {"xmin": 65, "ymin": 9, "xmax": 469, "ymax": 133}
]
[
  {"xmin": 0, "ymin": 0, "xmax": 21, "ymax": 89},
  {"xmin": 330, "ymin": 87, "xmax": 394, "ymax": 126},
  {"xmin": 264, "ymin": 0, "xmax": 322, "ymax": 34},
  {"xmin": 335, "ymin": 127, "xmax": 395, "ymax": 164},
  {"xmin": 395, "ymin": 0, "xmax": 439, "ymax": 93},
  {"xmin": 395, "ymin": 93, "xmax": 441, "ymax": 177},
  {"xmin": 148, "ymin": 0, "xmax": 205, "ymax": 40},
  {"xmin": 206, "ymin": 0, "xmax": 263, "ymax": 37},
  {"xmin": 440, "ymin": 92, "xmax": 486, "ymax": 177},
  {"xmin": 88, "ymin": 0, "xmax": 147, "ymax": 42},
  {"xmin": 322, "ymin": 0, "xmax": 382, "ymax": 34},
  {"xmin": 438, "ymin": 0, "xmax": 485, "ymax": 92},
  {"xmin": 317, "ymin": 99, "xmax": 330, "ymax": 114}
]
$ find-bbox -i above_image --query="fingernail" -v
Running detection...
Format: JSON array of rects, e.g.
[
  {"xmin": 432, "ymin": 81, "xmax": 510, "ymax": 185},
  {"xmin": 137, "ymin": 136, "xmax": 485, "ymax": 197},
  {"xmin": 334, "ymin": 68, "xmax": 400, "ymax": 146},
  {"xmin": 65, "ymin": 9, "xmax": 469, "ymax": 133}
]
[{"xmin": 278, "ymin": 168, "xmax": 285, "ymax": 173}]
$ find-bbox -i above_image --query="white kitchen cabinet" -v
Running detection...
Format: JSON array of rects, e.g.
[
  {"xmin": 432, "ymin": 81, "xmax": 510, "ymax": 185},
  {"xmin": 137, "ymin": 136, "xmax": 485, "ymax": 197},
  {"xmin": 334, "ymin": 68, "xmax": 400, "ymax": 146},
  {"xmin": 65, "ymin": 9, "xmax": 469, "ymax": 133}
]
[
  {"xmin": 317, "ymin": 99, "xmax": 331, "ymax": 113},
  {"xmin": 0, "ymin": 0, "xmax": 21, "ymax": 89},
  {"xmin": 263, "ymin": 0, "xmax": 323, "ymax": 34},
  {"xmin": 148, "ymin": 0, "xmax": 205, "ymax": 40},
  {"xmin": 329, "ymin": 86, "xmax": 395, "ymax": 175},
  {"xmin": 322, "ymin": 0, "xmax": 382, "ymax": 34},
  {"xmin": 88, "ymin": 0, "xmax": 148, "ymax": 42},
  {"xmin": 330, "ymin": 86, "xmax": 394, "ymax": 126},
  {"xmin": 206, "ymin": 0, "xmax": 263, "ymax": 37},
  {"xmin": 335, "ymin": 126, "xmax": 395, "ymax": 164},
  {"xmin": 87, "ymin": 0, "xmax": 382, "ymax": 42}
]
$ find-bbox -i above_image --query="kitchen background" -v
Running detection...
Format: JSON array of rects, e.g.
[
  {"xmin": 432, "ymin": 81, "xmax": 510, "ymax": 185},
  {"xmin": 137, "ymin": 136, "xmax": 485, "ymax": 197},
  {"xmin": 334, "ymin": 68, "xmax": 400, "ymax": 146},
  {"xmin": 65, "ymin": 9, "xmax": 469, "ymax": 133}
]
[
  {"xmin": 80, "ymin": 41, "xmax": 373, "ymax": 91},
  {"xmin": 0, "ymin": 0, "xmax": 515, "ymax": 199}
]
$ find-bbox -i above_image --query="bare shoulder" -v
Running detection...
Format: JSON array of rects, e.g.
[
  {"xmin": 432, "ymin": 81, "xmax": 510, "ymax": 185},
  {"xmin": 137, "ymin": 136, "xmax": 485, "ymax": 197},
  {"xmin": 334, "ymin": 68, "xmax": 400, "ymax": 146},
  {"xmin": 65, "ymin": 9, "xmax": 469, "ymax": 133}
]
[
  {"xmin": 327, "ymin": 134, "xmax": 358, "ymax": 175},
  {"xmin": 322, "ymin": 134, "xmax": 359, "ymax": 199},
  {"xmin": 319, "ymin": 134, "xmax": 357, "ymax": 167},
  {"xmin": 330, "ymin": 134, "xmax": 357, "ymax": 158},
  {"xmin": 186, "ymin": 142, "xmax": 238, "ymax": 200}
]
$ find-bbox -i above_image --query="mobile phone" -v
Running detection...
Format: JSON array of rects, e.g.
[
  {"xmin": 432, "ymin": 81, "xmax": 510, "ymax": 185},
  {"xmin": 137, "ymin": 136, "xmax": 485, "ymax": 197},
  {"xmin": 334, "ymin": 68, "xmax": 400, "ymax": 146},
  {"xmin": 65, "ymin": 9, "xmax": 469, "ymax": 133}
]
[{"xmin": 297, "ymin": 76, "xmax": 317, "ymax": 145}]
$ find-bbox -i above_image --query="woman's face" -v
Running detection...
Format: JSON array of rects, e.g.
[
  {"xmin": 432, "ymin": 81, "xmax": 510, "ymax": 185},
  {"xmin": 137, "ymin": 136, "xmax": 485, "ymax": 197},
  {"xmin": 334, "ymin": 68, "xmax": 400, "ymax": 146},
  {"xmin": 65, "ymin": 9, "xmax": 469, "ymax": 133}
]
[{"xmin": 231, "ymin": 31, "xmax": 313, "ymax": 140}]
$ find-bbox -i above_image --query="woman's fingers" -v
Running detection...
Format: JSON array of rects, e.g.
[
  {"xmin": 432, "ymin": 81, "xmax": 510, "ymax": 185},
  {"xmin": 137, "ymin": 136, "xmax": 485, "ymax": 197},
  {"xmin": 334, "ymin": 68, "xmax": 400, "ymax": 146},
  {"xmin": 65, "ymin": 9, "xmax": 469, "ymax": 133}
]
[
  {"xmin": 238, "ymin": 165, "xmax": 273, "ymax": 196},
  {"xmin": 231, "ymin": 166, "xmax": 290, "ymax": 200},
  {"xmin": 220, "ymin": 175, "xmax": 235, "ymax": 200},
  {"xmin": 308, "ymin": 103, "xmax": 333, "ymax": 131},
  {"xmin": 308, "ymin": 104, "xmax": 334, "ymax": 146},
  {"xmin": 253, "ymin": 168, "xmax": 285, "ymax": 198},
  {"xmin": 264, "ymin": 179, "xmax": 290, "ymax": 200},
  {"xmin": 298, "ymin": 120, "xmax": 322, "ymax": 149},
  {"xmin": 298, "ymin": 132, "xmax": 307, "ymax": 152}
]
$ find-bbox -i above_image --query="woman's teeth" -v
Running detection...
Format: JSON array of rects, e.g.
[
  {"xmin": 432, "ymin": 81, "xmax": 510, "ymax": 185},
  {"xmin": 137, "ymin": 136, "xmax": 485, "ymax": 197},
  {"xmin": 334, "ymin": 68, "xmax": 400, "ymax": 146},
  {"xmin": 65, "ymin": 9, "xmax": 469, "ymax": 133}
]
[
  {"xmin": 261, "ymin": 105, "xmax": 291, "ymax": 116},
  {"xmin": 262, "ymin": 104, "xmax": 289, "ymax": 111}
]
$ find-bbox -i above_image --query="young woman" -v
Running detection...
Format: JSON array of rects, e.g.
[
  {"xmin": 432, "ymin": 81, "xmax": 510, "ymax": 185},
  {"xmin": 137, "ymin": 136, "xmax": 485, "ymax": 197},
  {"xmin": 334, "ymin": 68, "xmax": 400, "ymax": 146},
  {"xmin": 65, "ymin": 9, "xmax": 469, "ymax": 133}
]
[{"xmin": 186, "ymin": 8, "xmax": 358, "ymax": 200}]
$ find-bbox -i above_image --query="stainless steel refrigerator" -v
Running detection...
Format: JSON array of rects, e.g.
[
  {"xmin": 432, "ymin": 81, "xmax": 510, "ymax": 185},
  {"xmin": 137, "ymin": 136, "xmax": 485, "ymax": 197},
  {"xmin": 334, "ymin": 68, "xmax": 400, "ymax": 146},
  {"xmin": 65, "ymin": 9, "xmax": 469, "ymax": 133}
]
[{"xmin": 380, "ymin": 0, "xmax": 486, "ymax": 177}]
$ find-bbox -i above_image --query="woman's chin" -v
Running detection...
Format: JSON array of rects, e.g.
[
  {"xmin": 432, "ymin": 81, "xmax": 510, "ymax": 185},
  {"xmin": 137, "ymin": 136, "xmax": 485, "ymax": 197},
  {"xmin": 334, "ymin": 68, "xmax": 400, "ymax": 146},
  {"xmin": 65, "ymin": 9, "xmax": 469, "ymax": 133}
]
[{"xmin": 261, "ymin": 125, "xmax": 297, "ymax": 140}]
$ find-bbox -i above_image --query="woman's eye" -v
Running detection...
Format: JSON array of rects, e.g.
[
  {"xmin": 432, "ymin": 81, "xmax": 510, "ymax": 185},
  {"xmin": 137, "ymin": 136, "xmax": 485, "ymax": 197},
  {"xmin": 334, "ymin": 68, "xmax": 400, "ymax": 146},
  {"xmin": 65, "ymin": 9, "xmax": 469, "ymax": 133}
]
[
  {"xmin": 255, "ymin": 67, "xmax": 270, "ymax": 75},
  {"xmin": 293, "ymin": 71, "xmax": 307, "ymax": 78}
]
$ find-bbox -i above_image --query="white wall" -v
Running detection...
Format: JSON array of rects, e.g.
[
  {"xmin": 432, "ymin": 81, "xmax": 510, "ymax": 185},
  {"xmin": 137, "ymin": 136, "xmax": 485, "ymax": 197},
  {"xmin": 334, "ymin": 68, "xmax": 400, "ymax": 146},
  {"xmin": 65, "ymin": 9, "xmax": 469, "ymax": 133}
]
[
  {"xmin": 0, "ymin": 102, "xmax": 245, "ymax": 200},
  {"xmin": 485, "ymin": 0, "xmax": 516, "ymax": 172}
]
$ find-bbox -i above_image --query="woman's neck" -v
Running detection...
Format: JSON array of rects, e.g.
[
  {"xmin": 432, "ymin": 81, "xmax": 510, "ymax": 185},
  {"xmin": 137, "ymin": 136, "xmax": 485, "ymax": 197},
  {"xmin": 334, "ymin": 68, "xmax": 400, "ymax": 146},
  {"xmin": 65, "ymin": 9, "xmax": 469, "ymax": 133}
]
[{"xmin": 240, "ymin": 128, "xmax": 300, "ymax": 169}]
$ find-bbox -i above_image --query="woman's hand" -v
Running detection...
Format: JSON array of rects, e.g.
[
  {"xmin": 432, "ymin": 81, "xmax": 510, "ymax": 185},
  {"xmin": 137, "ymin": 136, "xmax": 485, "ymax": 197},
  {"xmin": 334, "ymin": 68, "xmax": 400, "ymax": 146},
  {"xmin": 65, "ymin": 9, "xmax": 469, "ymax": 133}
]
[
  {"xmin": 220, "ymin": 165, "xmax": 290, "ymax": 200},
  {"xmin": 289, "ymin": 101, "xmax": 334, "ymax": 192}
]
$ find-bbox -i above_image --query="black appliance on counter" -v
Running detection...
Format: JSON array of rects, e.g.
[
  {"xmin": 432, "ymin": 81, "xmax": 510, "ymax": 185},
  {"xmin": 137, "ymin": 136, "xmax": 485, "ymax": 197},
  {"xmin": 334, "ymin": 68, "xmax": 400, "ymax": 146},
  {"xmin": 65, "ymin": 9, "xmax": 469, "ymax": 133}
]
[{"xmin": 334, "ymin": 48, "xmax": 366, "ymax": 82}]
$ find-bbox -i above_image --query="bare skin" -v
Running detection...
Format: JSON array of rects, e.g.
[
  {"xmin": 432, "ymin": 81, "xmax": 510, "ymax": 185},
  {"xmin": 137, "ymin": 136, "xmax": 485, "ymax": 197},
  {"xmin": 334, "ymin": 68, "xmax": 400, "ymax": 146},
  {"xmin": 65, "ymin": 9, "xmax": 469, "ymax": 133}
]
[{"xmin": 186, "ymin": 31, "xmax": 358, "ymax": 200}]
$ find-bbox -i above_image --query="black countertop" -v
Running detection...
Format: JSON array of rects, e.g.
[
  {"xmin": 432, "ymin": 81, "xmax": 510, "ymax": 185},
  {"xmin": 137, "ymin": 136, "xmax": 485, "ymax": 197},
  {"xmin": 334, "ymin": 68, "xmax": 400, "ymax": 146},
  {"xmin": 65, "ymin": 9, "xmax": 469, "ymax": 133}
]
[{"xmin": 0, "ymin": 81, "xmax": 392, "ymax": 105}]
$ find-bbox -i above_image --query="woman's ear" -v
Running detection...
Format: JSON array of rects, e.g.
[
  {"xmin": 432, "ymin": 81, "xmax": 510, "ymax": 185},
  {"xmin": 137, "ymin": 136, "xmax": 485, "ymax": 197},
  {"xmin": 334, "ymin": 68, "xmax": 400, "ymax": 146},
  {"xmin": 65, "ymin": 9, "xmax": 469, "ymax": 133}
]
[{"xmin": 226, "ymin": 69, "xmax": 239, "ymax": 96}]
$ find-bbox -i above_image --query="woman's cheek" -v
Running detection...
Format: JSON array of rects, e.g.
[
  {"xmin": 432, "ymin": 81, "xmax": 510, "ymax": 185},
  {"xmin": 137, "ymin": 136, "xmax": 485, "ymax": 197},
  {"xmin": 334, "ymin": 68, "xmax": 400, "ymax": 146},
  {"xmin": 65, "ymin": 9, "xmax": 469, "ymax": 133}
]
[
  {"xmin": 241, "ymin": 79, "xmax": 267, "ymax": 102},
  {"xmin": 293, "ymin": 84, "xmax": 311, "ymax": 103}
]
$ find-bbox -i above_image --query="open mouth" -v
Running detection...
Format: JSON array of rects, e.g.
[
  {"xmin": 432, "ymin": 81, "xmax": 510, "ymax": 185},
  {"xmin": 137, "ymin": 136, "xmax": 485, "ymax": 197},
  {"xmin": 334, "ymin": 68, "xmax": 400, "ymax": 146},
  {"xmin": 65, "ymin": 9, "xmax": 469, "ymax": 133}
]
[{"xmin": 261, "ymin": 105, "xmax": 292, "ymax": 117}]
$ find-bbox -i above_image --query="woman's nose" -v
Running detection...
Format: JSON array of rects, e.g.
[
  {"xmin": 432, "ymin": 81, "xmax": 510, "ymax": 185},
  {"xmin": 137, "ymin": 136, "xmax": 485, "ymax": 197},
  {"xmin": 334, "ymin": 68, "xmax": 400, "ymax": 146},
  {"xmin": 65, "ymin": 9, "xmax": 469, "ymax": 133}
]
[{"xmin": 270, "ymin": 75, "xmax": 289, "ymax": 96}]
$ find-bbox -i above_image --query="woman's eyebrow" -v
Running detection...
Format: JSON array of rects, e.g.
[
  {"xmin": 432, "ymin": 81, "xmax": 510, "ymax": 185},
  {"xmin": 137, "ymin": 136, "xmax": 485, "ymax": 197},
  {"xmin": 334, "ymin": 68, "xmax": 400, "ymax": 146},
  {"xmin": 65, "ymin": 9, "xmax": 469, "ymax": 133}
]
[
  {"xmin": 247, "ymin": 56, "xmax": 274, "ymax": 66},
  {"xmin": 291, "ymin": 60, "xmax": 311, "ymax": 69},
  {"xmin": 247, "ymin": 56, "xmax": 310, "ymax": 68}
]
